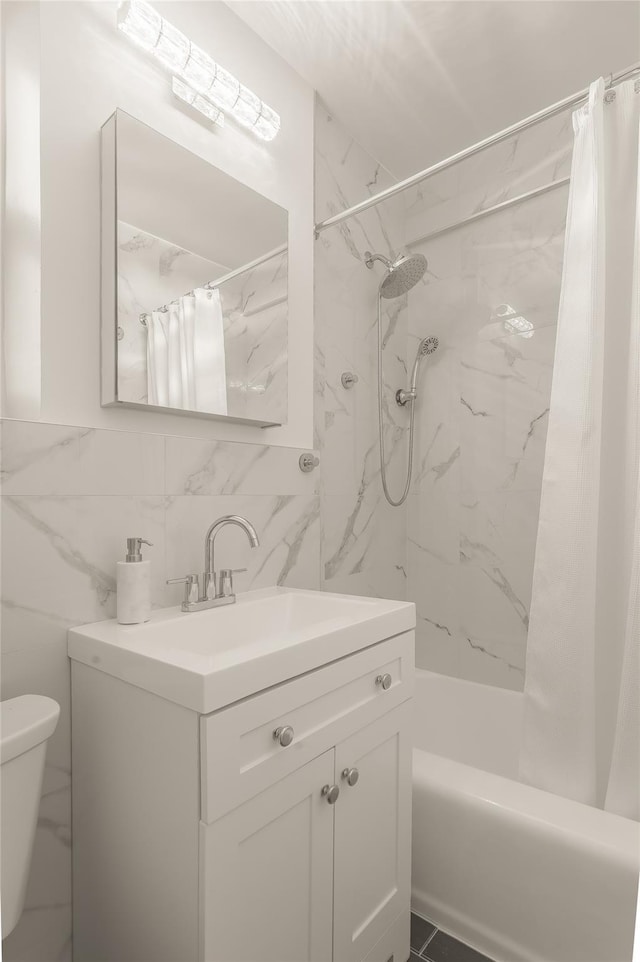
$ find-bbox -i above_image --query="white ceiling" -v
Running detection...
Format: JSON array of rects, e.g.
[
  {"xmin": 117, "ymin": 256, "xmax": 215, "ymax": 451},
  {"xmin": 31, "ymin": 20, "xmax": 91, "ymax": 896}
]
[{"xmin": 229, "ymin": 0, "xmax": 640, "ymax": 179}]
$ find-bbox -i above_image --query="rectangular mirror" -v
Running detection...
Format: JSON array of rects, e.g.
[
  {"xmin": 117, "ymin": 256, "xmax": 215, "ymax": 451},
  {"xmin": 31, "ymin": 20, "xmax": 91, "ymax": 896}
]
[{"xmin": 101, "ymin": 110, "xmax": 288, "ymax": 427}]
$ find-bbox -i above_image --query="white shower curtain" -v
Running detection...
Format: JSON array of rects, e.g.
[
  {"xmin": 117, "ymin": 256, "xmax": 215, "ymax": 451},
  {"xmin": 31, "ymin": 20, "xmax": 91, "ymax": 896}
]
[
  {"xmin": 147, "ymin": 287, "xmax": 228, "ymax": 415},
  {"xmin": 520, "ymin": 78, "xmax": 640, "ymax": 820}
]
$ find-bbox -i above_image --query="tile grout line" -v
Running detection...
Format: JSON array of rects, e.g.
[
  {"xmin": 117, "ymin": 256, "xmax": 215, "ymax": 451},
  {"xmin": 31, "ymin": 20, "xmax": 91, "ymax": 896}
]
[
  {"xmin": 414, "ymin": 910, "xmax": 499, "ymax": 962},
  {"xmin": 419, "ymin": 925, "xmax": 438, "ymax": 959},
  {"xmin": 411, "ymin": 911, "xmax": 438, "ymax": 956}
]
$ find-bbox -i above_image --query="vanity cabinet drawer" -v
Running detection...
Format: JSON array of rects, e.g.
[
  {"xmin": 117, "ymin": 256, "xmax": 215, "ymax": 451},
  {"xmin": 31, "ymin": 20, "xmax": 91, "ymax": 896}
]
[{"xmin": 200, "ymin": 630, "xmax": 414, "ymax": 822}]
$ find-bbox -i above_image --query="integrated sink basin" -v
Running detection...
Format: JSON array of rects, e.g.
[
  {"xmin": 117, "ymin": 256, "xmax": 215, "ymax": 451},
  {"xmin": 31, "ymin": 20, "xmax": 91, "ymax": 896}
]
[{"xmin": 68, "ymin": 587, "xmax": 415, "ymax": 713}]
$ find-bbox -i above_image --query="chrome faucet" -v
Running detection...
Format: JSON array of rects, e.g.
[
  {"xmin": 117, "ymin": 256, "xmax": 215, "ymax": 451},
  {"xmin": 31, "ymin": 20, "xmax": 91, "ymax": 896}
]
[
  {"xmin": 203, "ymin": 515, "xmax": 260, "ymax": 599},
  {"xmin": 167, "ymin": 515, "xmax": 260, "ymax": 613}
]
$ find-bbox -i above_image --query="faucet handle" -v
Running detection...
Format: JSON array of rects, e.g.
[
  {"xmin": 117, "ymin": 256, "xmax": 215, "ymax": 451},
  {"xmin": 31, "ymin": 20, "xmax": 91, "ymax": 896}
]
[
  {"xmin": 202, "ymin": 570, "xmax": 217, "ymax": 601},
  {"xmin": 218, "ymin": 568, "xmax": 247, "ymax": 598},
  {"xmin": 166, "ymin": 573, "xmax": 200, "ymax": 607}
]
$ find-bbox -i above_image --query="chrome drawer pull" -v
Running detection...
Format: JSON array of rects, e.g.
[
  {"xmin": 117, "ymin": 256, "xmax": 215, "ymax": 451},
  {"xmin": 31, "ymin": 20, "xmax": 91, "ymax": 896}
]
[
  {"xmin": 341, "ymin": 767, "xmax": 359, "ymax": 787},
  {"xmin": 376, "ymin": 673, "xmax": 392, "ymax": 690},
  {"xmin": 321, "ymin": 784, "xmax": 340, "ymax": 804},
  {"xmin": 273, "ymin": 725, "xmax": 294, "ymax": 747}
]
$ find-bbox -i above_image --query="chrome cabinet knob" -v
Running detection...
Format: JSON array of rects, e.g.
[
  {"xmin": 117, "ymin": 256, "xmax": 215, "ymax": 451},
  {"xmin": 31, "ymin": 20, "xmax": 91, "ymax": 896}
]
[
  {"xmin": 273, "ymin": 725, "xmax": 294, "ymax": 748},
  {"xmin": 321, "ymin": 784, "xmax": 340, "ymax": 804},
  {"xmin": 341, "ymin": 767, "xmax": 359, "ymax": 787},
  {"xmin": 376, "ymin": 673, "xmax": 392, "ymax": 691}
]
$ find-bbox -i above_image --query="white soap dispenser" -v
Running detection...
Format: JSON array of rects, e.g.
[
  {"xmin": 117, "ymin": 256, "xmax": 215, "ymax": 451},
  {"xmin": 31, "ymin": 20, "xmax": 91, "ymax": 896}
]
[{"xmin": 117, "ymin": 537, "xmax": 153, "ymax": 625}]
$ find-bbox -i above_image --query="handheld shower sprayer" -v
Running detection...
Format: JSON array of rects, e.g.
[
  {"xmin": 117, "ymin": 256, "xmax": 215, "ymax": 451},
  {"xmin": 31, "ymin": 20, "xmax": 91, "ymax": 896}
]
[{"xmin": 396, "ymin": 336, "xmax": 440, "ymax": 407}]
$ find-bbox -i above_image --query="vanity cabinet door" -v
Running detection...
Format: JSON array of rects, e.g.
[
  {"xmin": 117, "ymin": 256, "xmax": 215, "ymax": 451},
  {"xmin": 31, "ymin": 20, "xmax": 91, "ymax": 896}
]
[
  {"xmin": 201, "ymin": 750, "xmax": 335, "ymax": 962},
  {"xmin": 333, "ymin": 703, "xmax": 412, "ymax": 962}
]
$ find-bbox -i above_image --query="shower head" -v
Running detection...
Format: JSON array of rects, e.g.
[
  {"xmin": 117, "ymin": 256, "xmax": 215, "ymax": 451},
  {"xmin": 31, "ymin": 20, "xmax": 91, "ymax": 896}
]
[
  {"xmin": 365, "ymin": 250, "xmax": 428, "ymax": 299},
  {"xmin": 418, "ymin": 336, "xmax": 439, "ymax": 356}
]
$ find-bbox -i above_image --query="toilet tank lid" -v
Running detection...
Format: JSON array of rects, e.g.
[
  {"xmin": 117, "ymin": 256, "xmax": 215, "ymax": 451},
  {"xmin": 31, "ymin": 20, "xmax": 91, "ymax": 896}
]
[{"xmin": 1, "ymin": 696, "xmax": 60, "ymax": 764}]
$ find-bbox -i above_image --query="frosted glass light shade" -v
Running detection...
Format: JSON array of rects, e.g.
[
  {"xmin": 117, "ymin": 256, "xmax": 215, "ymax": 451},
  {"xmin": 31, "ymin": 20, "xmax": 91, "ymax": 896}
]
[
  {"xmin": 183, "ymin": 47, "xmax": 216, "ymax": 91},
  {"xmin": 155, "ymin": 20, "xmax": 190, "ymax": 73},
  {"xmin": 118, "ymin": 0, "xmax": 281, "ymax": 141},
  {"xmin": 172, "ymin": 78, "xmax": 224, "ymax": 127},
  {"xmin": 254, "ymin": 104, "xmax": 280, "ymax": 141},
  {"xmin": 211, "ymin": 64, "xmax": 241, "ymax": 111},
  {"xmin": 118, "ymin": 0, "xmax": 161, "ymax": 50}
]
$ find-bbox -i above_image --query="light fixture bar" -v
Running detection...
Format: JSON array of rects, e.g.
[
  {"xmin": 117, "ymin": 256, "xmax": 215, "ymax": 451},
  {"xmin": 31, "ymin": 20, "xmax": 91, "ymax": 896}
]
[
  {"xmin": 118, "ymin": 0, "xmax": 280, "ymax": 141},
  {"xmin": 172, "ymin": 78, "xmax": 224, "ymax": 127}
]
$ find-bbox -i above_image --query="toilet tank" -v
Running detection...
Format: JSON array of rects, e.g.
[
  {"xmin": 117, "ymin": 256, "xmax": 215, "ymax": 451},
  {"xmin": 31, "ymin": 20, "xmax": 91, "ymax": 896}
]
[{"xmin": 1, "ymin": 695, "xmax": 60, "ymax": 939}]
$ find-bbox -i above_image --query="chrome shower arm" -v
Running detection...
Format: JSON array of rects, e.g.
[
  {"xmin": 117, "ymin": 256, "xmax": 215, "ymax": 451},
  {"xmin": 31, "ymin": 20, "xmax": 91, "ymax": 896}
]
[{"xmin": 364, "ymin": 251, "xmax": 393, "ymax": 270}]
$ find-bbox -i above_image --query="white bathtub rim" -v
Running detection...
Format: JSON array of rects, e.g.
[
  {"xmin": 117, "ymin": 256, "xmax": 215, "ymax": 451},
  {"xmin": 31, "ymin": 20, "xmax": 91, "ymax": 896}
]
[
  {"xmin": 412, "ymin": 748, "xmax": 639, "ymax": 962},
  {"xmin": 413, "ymin": 749, "xmax": 639, "ymax": 871}
]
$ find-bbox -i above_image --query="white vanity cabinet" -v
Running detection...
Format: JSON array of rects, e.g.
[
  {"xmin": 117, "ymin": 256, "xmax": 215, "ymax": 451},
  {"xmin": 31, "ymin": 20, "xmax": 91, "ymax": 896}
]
[
  {"xmin": 71, "ymin": 607, "xmax": 414, "ymax": 962},
  {"xmin": 202, "ymin": 750, "xmax": 336, "ymax": 962},
  {"xmin": 202, "ymin": 702, "xmax": 411, "ymax": 962}
]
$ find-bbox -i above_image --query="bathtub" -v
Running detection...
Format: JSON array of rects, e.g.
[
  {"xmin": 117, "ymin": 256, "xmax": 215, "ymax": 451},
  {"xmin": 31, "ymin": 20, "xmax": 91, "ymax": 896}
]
[{"xmin": 412, "ymin": 669, "xmax": 639, "ymax": 962}]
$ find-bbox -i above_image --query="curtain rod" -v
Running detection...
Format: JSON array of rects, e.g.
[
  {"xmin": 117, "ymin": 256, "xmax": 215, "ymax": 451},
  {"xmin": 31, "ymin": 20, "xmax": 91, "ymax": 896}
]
[
  {"xmin": 139, "ymin": 243, "xmax": 287, "ymax": 325},
  {"xmin": 201, "ymin": 243, "xmax": 287, "ymax": 292},
  {"xmin": 406, "ymin": 176, "xmax": 570, "ymax": 249},
  {"xmin": 314, "ymin": 60, "xmax": 640, "ymax": 237},
  {"xmin": 242, "ymin": 293, "xmax": 287, "ymax": 318}
]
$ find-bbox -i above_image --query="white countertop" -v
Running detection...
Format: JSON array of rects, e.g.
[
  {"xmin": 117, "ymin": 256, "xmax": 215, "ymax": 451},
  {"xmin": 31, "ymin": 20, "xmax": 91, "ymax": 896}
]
[{"xmin": 68, "ymin": 586, "xmax": 415, "ymax": 714}]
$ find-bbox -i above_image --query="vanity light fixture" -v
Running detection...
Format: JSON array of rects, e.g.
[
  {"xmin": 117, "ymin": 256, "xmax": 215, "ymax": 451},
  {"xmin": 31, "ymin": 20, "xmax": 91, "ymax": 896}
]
[
  {"xmin": 172, "ymin": 78, "xmax": 224, "ymax": 128},
  {"xmin": 117, "ymin": 0, "xmax": 280, "ymax": 141}
]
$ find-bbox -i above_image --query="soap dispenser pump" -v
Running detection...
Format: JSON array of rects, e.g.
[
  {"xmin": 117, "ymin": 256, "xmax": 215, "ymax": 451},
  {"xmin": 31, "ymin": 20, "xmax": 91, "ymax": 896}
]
[{"xmin": 117, "ymin": 537, "xmax": 153, "ymax": 625}]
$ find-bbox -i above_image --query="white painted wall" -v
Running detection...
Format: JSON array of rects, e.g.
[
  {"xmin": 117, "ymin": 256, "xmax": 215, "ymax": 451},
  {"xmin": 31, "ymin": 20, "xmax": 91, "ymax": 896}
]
[
  {"xmin": 1, "ymin": 1, "xmax": 42, "ymax": 420},
  {"xmin": 35, "ymin": 1, "xmax": 314, "ymax": 447}
]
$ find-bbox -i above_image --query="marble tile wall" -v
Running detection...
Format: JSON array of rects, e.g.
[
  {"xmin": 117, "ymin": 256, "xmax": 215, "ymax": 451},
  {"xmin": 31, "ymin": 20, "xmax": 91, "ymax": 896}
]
[
  {"xmin": 0, "ymin": 419, "xmax": 319, "ymax": 961},
  {"xmin": 314, "ymin": 99, "xmax": 574, "ymax": 689},
  {"xmin": 404, "ymin": 113, "xmax": 573, "ymax": 690},
  {"xmin": 314, "ymin": 100, "xmax": 409, "ymax": 602},
  {"xmin": 314, "ymin": 97, "xmax": 573, "ymax": 672}
]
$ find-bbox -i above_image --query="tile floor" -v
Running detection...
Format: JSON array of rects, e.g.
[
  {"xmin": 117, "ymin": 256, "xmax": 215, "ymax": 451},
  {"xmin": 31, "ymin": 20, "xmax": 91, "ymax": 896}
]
[{"xmin": 410, "ymin": 912, "xmax": 495, "ymax": 962}]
